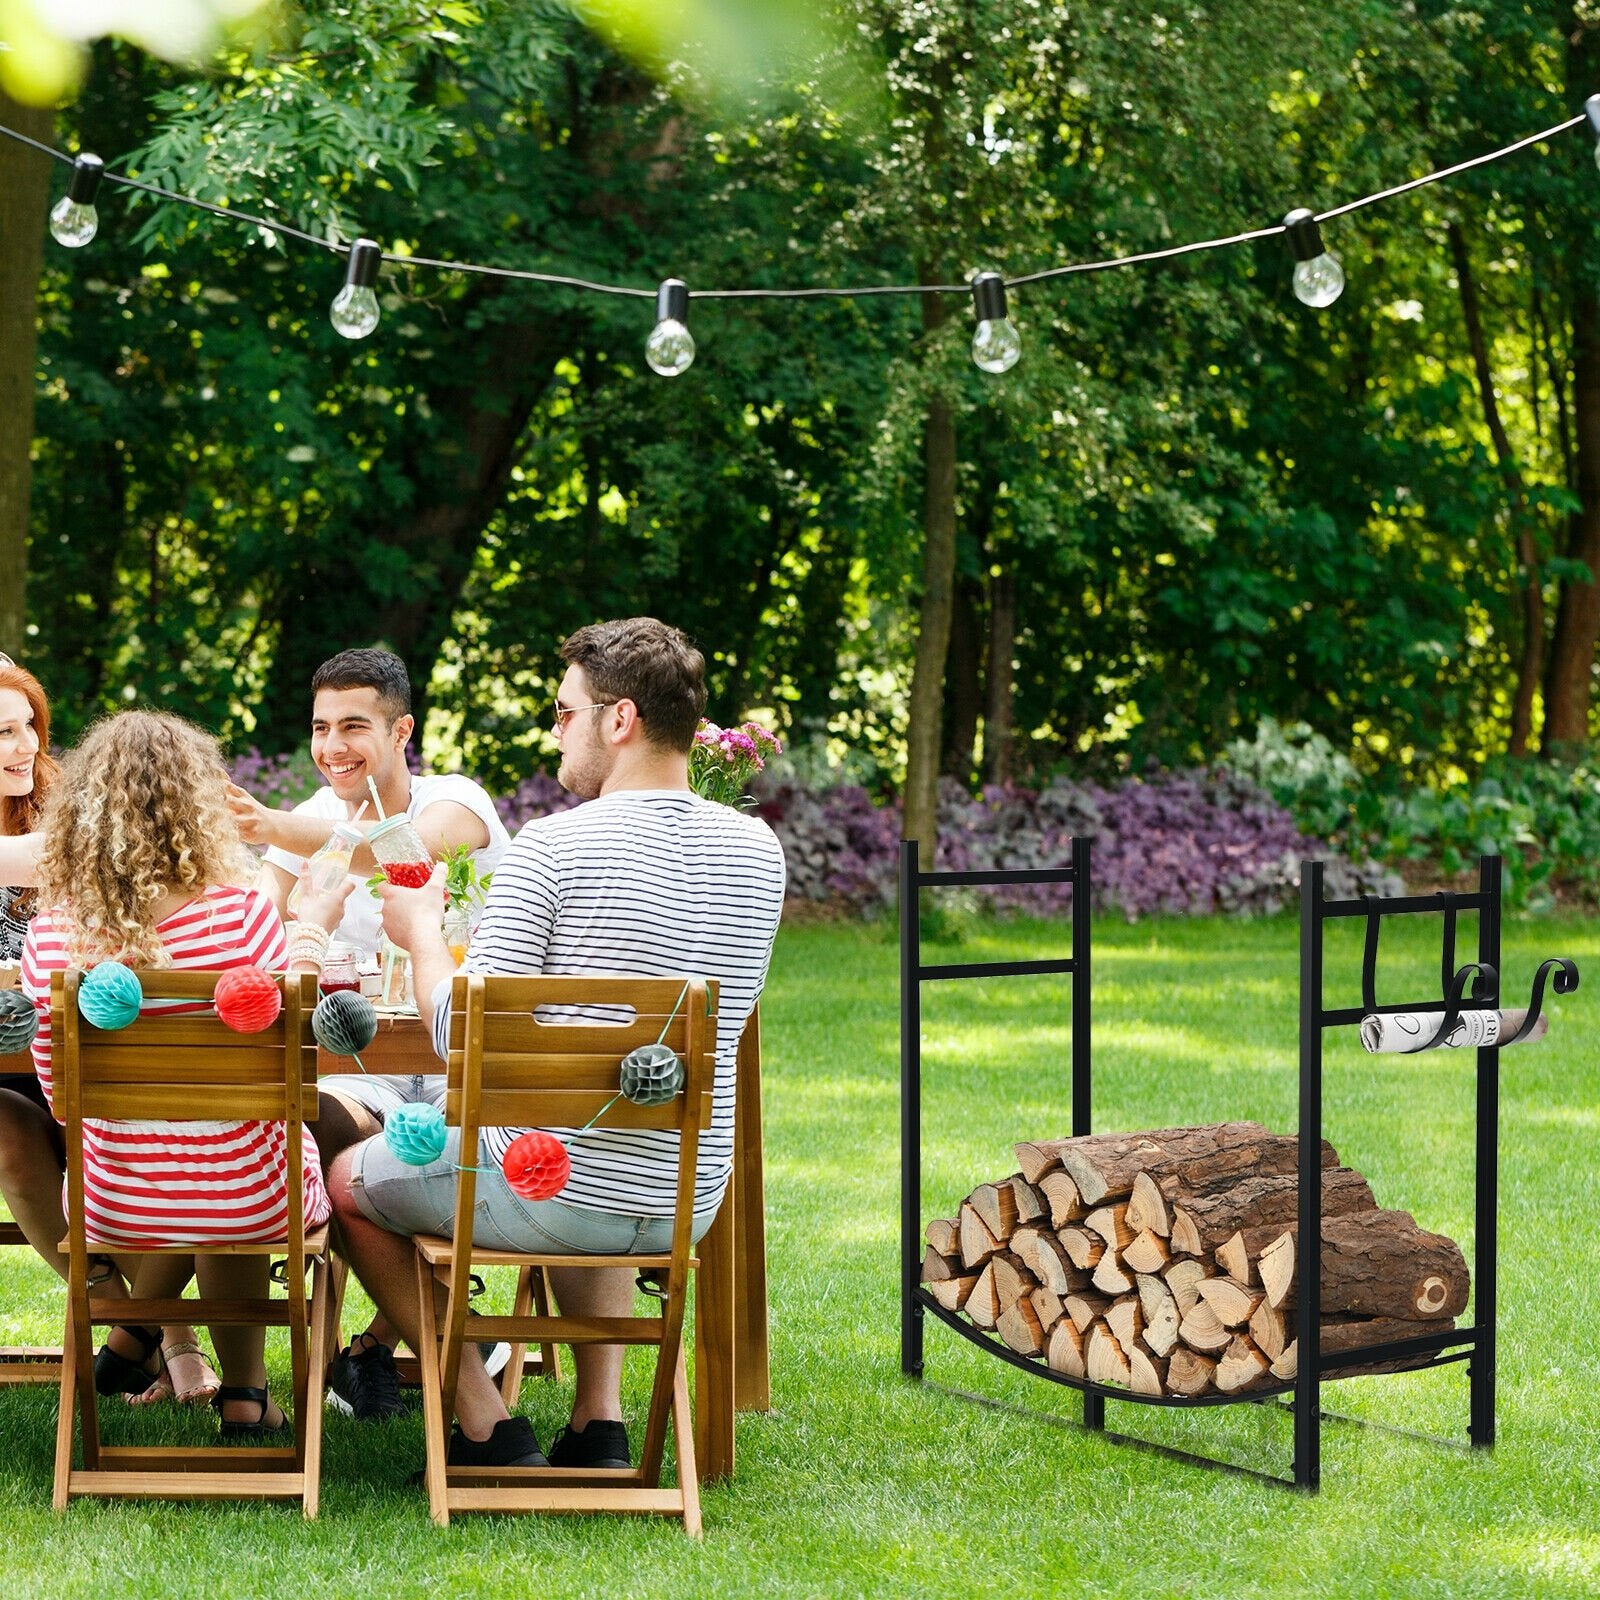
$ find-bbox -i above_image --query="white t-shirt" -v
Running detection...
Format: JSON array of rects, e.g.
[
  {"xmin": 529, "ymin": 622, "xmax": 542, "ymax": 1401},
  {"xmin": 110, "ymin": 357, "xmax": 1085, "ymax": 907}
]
[{"xmin": 264, "ymin": 773, "xmax": 510, "ymax": 956}]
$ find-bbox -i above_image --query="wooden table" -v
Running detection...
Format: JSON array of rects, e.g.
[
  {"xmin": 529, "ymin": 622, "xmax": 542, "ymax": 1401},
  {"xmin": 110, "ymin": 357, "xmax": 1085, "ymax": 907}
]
[{"xmin": 318, "ymin": 1004, "xmax": 770, "ymax": 1483}]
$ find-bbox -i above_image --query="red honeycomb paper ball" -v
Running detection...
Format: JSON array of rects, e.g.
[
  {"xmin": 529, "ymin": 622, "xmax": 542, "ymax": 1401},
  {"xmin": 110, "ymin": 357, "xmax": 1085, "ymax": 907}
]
[
  {"xmin": 501, "ymin": 1130, "xmax": 570, "ymax": 1201},
  {"xmin": 214, "ymin": 966, "xmax": 283, "ymax": 1034}
]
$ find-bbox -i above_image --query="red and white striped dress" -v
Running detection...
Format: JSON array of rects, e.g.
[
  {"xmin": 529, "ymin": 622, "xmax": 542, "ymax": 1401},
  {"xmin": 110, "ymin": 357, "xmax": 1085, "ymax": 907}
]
[{"xmin": 20, "ymin": 885, "xmax": 330, "ymax": 1247}]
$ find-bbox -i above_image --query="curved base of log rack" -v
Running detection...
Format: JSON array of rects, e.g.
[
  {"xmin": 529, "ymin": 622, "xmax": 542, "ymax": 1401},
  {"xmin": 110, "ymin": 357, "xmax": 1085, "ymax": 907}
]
[{"xmin": 899, "ymin": 843, "xmax": 1578, "ymax": 1492}]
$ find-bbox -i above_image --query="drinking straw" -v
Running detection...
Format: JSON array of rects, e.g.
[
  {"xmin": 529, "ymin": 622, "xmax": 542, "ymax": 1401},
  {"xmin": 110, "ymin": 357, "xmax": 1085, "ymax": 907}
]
[{"xmin": 367, "ymin": 777, "xmax": 386, "ymax": 820}]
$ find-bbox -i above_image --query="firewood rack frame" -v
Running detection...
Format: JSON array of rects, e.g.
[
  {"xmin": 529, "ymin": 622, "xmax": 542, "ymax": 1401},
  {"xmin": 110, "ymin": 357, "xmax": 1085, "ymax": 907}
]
[{"xmin": 900, "ymin": 843, "xmax": 1579, "ymax": 1491}]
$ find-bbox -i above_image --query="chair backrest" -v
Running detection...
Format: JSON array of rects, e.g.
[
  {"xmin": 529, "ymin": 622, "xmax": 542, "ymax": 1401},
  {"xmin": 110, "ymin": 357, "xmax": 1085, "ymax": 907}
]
[
  {"xmin": 49, "ymin": 969, "xmax": 320, "ymax": 1272},
  {"xmin": 0, "ymin": 963, "xmax": 25, "ymax": 1069},
  {"xmin": 446, "ymin": 974, "xmax": 718, "ymax": 1268}
]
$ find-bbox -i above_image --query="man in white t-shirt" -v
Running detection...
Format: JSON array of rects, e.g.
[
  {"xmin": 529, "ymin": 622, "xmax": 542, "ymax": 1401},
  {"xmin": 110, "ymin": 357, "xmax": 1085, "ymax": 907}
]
[
  {"xmin": 326, "ymin": 618, "xmax": 785, "ymax": 1472},
  {"xmin": 226, "ymin": 646, "xmax": 511, "ymax": 1421}
]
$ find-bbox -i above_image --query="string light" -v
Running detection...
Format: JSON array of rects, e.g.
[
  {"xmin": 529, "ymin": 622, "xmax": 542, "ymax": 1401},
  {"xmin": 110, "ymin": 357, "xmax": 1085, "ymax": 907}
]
[
  {"xmin": 1, "ymin": 106, "xmax": 1588, "ymax": 370},
  {"xmin": 49, "ymin": 152, "xmax": 102, "ymax": 248},
  {"xmin": 969, "ymin": 271, "xmax": 1021, "ymax": 373},
  {"xmin": 1282, "ymin": 209, "xmax": 1345, "ymax": 308},
  {"xmin": 330, "ymin": 237, "xmax": 382, "ymax": 339},
  {"xmin": 645, "ymin": 278, "xmax": 695, "ymax": 376}
]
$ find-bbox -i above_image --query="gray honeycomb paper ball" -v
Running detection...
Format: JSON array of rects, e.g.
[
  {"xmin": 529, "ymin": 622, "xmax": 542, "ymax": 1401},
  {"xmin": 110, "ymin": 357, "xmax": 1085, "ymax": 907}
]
[
  {"xmin": 312, "ymin": 989, "xmax": 378, "ymax": 1056},
  {"xmin": 0, "ymin": 989, "xmax": 38, "ymax": 1054},
  {"xmin": 620, "ymin": 1042, "xmax": 686, "ymax": 1106}
]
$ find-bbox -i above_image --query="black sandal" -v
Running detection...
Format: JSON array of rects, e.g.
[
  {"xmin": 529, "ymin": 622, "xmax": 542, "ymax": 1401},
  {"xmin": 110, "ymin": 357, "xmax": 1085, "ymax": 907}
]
[
  {"xmin": 211, "ymin": 1384, "xmax": 291, "ymax": 1441},
  {"xmin": 93, "ymin": 1325, "xmax": 163, "ymax": 1397}
]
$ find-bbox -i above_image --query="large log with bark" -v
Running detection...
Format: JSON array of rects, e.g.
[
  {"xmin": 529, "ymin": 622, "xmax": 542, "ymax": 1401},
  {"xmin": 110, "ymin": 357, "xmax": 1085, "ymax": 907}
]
[
  {"xmin": 922, "ymin": 1123, "xmax": 1467, "ymax": 1400},
  {"xmin": 1018, "ymin": 1123, "xmax": 1335, "ymax": 1207}
]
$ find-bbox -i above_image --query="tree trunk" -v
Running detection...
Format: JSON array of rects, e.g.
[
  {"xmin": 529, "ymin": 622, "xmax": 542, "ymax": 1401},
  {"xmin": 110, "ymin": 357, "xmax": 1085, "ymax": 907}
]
[
  {"xmin": 984, "ymin": 566, "xmax": 1016, "ymax": 784},
  {"xmin": 941, "ymin": 573, "xmax": 982, "ymax": 781},
  {"xmin": 0, "ymin": 91, "xmax": 54, "ymax": 655},
  {"xmin": 1448, "ymin": 220, "xmax": 1544, "ymax": 756},
  {"xmin": 1545, "ymin": 283, "xmax": 1600, "ymax": 750},
  {"xmin": 902, "ymin": 293, "xmax": 958, "ymax": 868},
  {"xmin": 254, "ymin": 308, "xmax": 566, "ymax": 751}
]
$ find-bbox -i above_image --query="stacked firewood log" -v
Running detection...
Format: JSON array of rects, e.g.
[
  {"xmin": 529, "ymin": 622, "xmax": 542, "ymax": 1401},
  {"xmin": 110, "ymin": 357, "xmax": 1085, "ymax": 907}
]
[{"xmin": 920, "ymin": 1122, "xmax": 1468, "ymax": 1398}]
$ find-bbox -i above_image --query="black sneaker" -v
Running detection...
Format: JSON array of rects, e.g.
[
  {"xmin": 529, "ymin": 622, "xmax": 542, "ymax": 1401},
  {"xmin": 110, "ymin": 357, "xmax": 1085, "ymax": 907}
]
[
  {"xmin": 326, "ymin": 1337, "xmax": 406, "ymax": 1421},
  {"xmin": 479, "ymin": 1341, "xmax": 511, "ymax": 1379},
  {"xmin": 547, "ymin": 1419, "xmax": 630, "ymax": 1469},
  {"xmin": 446, "ymin": 1415, "xmax": 547, "ymax": 1468}
]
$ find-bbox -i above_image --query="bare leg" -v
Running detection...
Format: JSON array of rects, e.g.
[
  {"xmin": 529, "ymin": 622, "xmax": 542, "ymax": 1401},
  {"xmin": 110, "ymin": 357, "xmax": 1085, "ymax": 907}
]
[
  {"xmin": 0, "ymin": 1088, "xmax": 69, "ymax": 1276},
  {"xmin": 326, "ymin": 1146, "xmax": 504, "ymax": 1439},
  {"xmin": 199, "ymin": 1256, "xmax": 284, "ymax": 1428},
  {"xmin": 546, "ymin": 1266, "xmax": 632, "ymax": 1428},
  {"xmin": 313, "ymin": 1092, "xmax": 401, "ymax": 1350},
  {"xmin": 0, "ymin": 1089, "xmax": 208, "ymax": 1389}
]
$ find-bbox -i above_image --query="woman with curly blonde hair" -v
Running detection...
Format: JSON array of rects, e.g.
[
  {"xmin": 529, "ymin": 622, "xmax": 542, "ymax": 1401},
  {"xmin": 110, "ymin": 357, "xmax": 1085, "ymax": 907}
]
[{"xmin": 19, "ymin": 710, "xmax": 340, "ymax": 1435}]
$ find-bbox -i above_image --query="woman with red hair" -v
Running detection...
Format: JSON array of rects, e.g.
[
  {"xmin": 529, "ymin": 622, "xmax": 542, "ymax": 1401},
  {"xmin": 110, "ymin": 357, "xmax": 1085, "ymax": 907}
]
[{"xmin": 0, "ymin": 657, "xmax": 57, "ymax": 963}]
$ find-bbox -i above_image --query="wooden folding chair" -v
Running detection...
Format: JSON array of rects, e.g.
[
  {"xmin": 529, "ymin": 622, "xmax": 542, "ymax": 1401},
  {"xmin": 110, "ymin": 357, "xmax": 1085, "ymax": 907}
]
[
  {"xmin": 413, "ymin": 973, "xmax": 716, "ymax": 1533},
  {"xmin": 49, "ymin": 968, "xmax": 332, "ymax": 1516},
  {"xmin": 0, "ymin": 966, "xmax": 63, "ymax": 1386}
]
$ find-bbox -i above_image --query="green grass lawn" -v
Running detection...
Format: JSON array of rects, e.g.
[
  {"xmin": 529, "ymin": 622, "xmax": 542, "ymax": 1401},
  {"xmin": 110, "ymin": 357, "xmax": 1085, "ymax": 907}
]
[{"xmin": 1, "ymin": 910, "xmax": 1596, "ymax": 1599}]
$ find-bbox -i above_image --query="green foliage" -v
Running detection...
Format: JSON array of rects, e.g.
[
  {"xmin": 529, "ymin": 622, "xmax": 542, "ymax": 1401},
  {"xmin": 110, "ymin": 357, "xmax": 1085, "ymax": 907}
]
[
  {"xmin": 17, "ymin": 0, "xmax": 1600, "ymax": 809},
  {"xmin": 1222, "ymin": 717, "xmax": 1363, "ymax": 842},
  {"xmin": 439, "ymin": 841, "xmax": 492, "ymax": 911},
  {"xmin": 1352, "ymin": 758, "xmax": 1600, "ymax": 912}
]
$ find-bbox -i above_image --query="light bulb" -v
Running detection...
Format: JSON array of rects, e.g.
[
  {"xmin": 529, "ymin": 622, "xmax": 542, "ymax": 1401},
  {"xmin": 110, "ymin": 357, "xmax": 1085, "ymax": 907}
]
[
  {"xmin": 331, "ymin": 237, "xmax": 382, "ymax": 340},
  {"xmin": 1292, "ymin": 253, "xmax": 1346, "ymax": 309},
  {"xmin": 972, "ymin": 317, "xmax": 1022, "ymax": 373},
  {"xmin": 1587, "ymin": 95, "xmax": 1600, "ymax": 173},
  {"xmin": 331, "ymin": 284, "xmax": 380, "ymax": 339},
  {"xmin": 646, "ymin": 279, "xmax": 695, "ymax": 376},
  {"xmin": 50, "ymin": 154, "xmax": 103, "ymax": 248},
  {"xmin": 969, "ymin": 271, "xmax": 1021, "ymax": 374},
  {"xmin": 1282, "ymin": 208, "xmax": 1345, "ymax": 310}
]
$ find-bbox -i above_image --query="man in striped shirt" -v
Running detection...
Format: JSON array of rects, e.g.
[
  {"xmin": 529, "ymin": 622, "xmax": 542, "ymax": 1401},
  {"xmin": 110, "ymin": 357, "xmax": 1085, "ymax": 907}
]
[{"xmin": 326, "ymin": 618, "xmax": 785, "ymax": 1471}]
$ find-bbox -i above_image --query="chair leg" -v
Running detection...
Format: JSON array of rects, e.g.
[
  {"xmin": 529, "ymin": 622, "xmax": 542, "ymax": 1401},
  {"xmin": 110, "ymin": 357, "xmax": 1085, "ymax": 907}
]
[
  {"xmin": 301, "ymin": 1255, "xmax": 332, "ymax": 1520},
  {"xmin": 531, "ymin": 1266, "xmax": 561, "ymax": 1383},
  {"xmin": 326, "ymin": 1253, "xmax": 349, "ymax": 1354},
  {"xmin": 639, "ymin": 1289, "xmax": 687, "ymax": 1485},
  {"xmin": 501, "ymin": 1266, "xmax": 533, "ymax": 1408},
  {"xmin": 413, "ymin": 1250, "xmax": 450, "ymax": 1528},
  {"xmin": 52, "ymin": 1301, "xmax": 79, "ymax": 1513},
  {"xmin": 673, "ymin": 1344, "xmax": 702, "ymax": 1539}
]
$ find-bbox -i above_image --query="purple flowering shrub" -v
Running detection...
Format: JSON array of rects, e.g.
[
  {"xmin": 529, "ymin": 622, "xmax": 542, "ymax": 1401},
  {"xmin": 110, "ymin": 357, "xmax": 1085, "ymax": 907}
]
[
  {"xmin": 494, "ymin": 771, "xmax": 584, "ymax": 832},
  {"xmin": 230, "ymin": 739, "xmax": 1398, "ymax": 918},
  {"xmin": 226, "ymin": 746, "xmax": 324, "ymax": 810},
  {"xmin": 756, "ymin": 768, "xmax": 1398, "ymax": 919}
]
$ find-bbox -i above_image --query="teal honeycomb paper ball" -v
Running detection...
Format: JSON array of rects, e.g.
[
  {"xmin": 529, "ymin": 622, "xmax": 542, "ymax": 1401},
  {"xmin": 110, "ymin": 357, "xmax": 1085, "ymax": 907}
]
[
  {"xmin": 385, "ymin": 1102, "xmax": 448, "ymax": 1166},
  {"xmin": 78, "ymin": 963, "xmax": 143, "ymax": 1030},
  {"xmin": 0, "ymin": 989, "xmax": 38, "ymax": 1054},
  {"xmin": 620, "ymin": 1042, "xmax": 685, "ymax": 1107},
  {"xmin": 312, "ymin": 990, "xmax": 378, "ymax": 1056}
]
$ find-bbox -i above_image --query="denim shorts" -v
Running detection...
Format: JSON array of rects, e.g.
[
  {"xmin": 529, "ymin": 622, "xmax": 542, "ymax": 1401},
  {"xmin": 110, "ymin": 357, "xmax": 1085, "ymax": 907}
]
[
  {"xmin": 320, "ymin": 1072, "xmax": 447, "ymax": 1121},
  {"xmin": 348, "ymin": 1127, "xmax": 718, "ymax": 1254}
]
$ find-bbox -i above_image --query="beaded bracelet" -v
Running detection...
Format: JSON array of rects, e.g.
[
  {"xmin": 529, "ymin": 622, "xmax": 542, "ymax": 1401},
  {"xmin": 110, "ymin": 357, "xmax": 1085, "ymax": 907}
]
[{"xmin": 284, "ymin": 921, "xmax": 332, "ymax": 969}]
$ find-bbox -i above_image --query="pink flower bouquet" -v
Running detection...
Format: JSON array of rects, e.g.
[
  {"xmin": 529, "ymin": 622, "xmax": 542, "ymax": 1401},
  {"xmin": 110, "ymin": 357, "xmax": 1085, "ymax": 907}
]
[{"xmin": 690, "ymin": 719, "xmax": 782, "ymax": 808}]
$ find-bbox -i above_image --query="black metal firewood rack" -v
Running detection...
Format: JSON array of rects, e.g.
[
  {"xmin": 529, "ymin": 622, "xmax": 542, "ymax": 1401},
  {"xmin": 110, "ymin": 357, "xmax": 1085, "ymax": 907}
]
[{"xmin": 899, "ymin": 842, "xmax": 1579, "ymax": 1490}]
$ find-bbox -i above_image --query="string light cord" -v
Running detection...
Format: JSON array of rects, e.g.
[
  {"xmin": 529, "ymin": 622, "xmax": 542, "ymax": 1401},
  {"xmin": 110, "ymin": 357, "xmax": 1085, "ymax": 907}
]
[
  {"xmin": 1, "ymin": 101, "xmax": 1591, "ymax": 365},
  {"xmin": 1, "ymin": 107, "xmax": 1584, "ymax": 298}
]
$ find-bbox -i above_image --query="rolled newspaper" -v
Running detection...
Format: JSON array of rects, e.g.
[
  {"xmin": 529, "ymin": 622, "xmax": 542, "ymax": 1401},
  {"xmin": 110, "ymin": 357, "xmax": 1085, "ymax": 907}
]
[{"xmin": 1360, "ymin": 1007, "xmax": 1546, "ymax": 1054}]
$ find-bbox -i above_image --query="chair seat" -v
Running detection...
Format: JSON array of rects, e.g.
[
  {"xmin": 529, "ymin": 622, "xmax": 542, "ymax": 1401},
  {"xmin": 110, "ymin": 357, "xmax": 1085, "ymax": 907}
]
[
  {"xmin": 412, "ymin": 1234, "xmax": 694, "ymax": 1270},
  {"xmin": 58, "ymin": 1226, "xmax": 331, "ymax": 1258}
]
